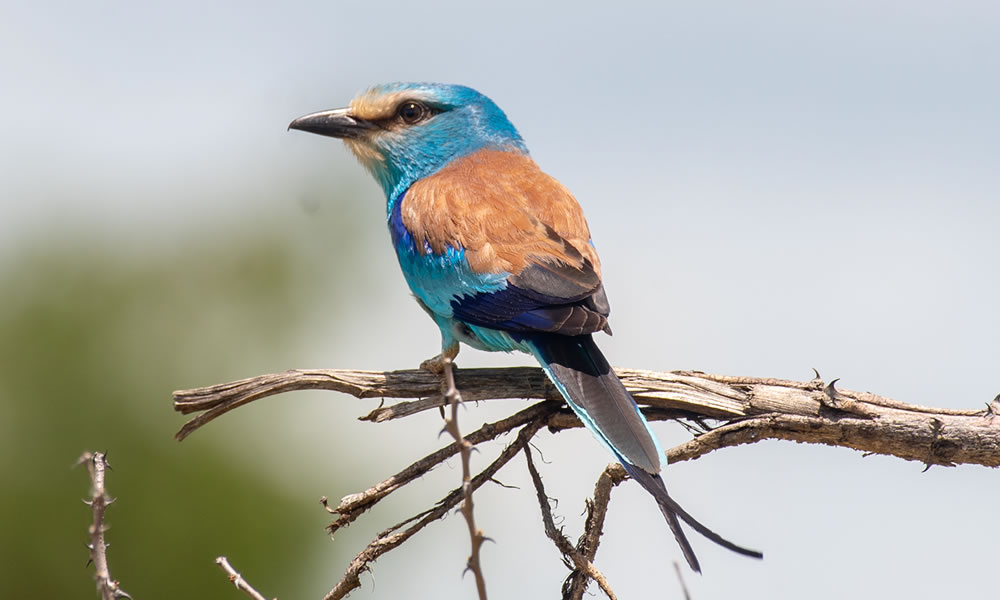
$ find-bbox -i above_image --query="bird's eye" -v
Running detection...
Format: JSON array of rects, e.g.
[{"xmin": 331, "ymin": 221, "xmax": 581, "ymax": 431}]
[{"xmin": 397, "ymin": 101, "xmax": 428, "ymax": 124}]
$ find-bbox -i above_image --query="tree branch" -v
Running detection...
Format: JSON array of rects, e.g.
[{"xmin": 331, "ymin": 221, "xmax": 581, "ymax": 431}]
[
  {"xmin": 562, "ymin": 463, "xmax": 628, "ymax": 600},
  {"xmin": 324, "ymin": 418, "xmax": 546, "ymax": 600},
  {"xmin": 78, "ymin": 451, "xmax": 131, "ymax": 600},
  {"xmin": 324, "ymin": 400, "xmax": 559, "ymax": 534},
  {"xmin": 437, "ymin": 357, "xmax": 488, "ymax": 600},
  {"xmin": 171, "ymin": 368, "xmax": 999, "ymax": 599},
  {"xmin": 174, "ymin": 367, "xmax": 1000, "ymax": 468},
  {"xmin": 216, "ymin": 556, "xmax": 273, "ymax": 600},
  {"xmin": 524, "ymin": 447, "xmax": 617, "ymax": 600}
]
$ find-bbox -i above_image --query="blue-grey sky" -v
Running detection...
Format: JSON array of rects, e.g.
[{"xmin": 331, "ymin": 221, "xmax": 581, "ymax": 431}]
[{"xmin": 3, "ymin": 1, "xmax": 998, "ymax": 598}]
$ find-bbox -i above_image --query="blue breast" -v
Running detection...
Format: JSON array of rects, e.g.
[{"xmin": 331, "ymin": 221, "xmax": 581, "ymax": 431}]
[{"xmin": 388, "ymin": 192, "xmax": 509, "ymax": 318}]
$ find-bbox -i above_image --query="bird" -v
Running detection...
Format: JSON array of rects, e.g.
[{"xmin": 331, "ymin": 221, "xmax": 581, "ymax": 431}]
[{"xmin": 289, "ymin": 82, "xmax": 762, "ymax": 572}]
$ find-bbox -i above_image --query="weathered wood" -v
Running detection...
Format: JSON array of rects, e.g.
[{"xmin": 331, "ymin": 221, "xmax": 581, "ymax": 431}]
[
  {"xmin": 173, "ymin": 367, "xmax": 999, "ymax": 600},
  {"xmin": 174, "ymin": 367, "xmax": 1000, "ymax": 469}
]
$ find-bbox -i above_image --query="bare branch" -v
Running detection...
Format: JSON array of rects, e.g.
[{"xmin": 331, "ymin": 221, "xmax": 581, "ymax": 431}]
[
  {"xmin": 172, "ymin": 367, "xmax": 552, "ymax": 439},
  {"xmin": 524, "ymin": 447, "xmax": 617, "ymax": 600},
  {"xmin": 563, "ymin": 464, "xmax": 628, "ymax": 600},
  {"xmin": 438, "ymin": 357, "xmax": 488, "ymax": 600},
  {"xmin": 174, "ymin": 367, "xmax": 1000, "ymax": 468},
  {"xmin": 215, "ymin": 556, "xmax": 273, "ymax": 600},
  {"xmin": 324, "ymin": 418, "xmax": 546, "ymax": 600},
  {"xmin": 172, "ymin": 367, "xmax": 1000, "ymax": 599},
  {"xmin": 328, "ymin": 400, "xmax": 559, "ymax": 534},
  {"xmin": 78, "ymin": 451, "xmax": 131, "ymax": 600}
]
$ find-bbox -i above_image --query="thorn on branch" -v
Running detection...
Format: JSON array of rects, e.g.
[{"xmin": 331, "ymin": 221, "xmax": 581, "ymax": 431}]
[
  {"xmin": 77, "ymin": 451, "xmax": 132, "ymax": 600},
  {"xmin": 822, "ymin": 378, "xmax": 841, "ymax": 408},
  {"xmin": 986, "ymin": 393, "xmax": 1000, "ymax": 420},
  {"xmin": 818, "ymin": 378, "xmax": 880, "ymax": 419},
  {"xmin": 922, "ymin": 418, "xmax": 957, "ymax": 471},
  {"xmin": 810, "ymin": 368, "xmax": 823, "ymax": 388}
]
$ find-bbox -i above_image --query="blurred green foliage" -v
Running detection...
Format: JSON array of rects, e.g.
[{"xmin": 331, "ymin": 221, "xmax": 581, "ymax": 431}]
[{"xmin": 0, "ymin": 217, "xmax": 359, "ymax": 597}]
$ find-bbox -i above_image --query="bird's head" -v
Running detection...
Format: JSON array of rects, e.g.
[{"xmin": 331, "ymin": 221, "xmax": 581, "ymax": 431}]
[{"xmin": 290, "ymin": 83, "xmax": 527, "ymax": 201}]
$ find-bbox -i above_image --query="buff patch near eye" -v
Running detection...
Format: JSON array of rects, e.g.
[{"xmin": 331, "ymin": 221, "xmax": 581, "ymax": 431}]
[{"xmin": 351, "ymin": 90, "xmax": 432, "ymax": 121}]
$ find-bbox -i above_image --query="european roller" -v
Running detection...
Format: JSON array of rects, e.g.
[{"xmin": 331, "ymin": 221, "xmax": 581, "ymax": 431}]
[{"xmin": 289, "ymin": 83, "xmax": 761, "ymax": 572}]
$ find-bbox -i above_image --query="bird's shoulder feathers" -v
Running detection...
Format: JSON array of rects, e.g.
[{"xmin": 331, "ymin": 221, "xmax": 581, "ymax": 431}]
[{"xmin": 401, "ymin": 149, "xmax": 600, "ymax": 278}]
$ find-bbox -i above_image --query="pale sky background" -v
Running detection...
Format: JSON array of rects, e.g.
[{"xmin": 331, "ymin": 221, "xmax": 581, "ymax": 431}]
[{"xmin": 3, "ymin": 1, "xmax": 998, "ymax": 599}]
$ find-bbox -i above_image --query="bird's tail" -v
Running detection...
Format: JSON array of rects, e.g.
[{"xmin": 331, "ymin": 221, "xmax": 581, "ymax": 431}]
[
  {"xmin": 622, "ymin": 462, "xmax": 764, "ymax": 571},
  {"xmin": 526, "ymin": 333, "xmax": 763, "ymax": 572}
]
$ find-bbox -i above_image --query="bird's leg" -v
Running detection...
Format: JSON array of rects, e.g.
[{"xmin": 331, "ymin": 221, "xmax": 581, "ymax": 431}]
[
  {"xmin": 420, "ymin": 341, "xmax": 460, "ymax": 419},
  {"xmin": 441, "ymin": 354, "xmax": 460, "ymax": 406},
  {"xmin": 419, "ymin": 342, "xmax": 459, "ymax": 375}
]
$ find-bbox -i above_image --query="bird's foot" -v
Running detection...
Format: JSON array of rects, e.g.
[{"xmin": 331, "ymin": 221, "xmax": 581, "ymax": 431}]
[
  {"xmin": 419, "ymin": 344, "xmax": 460, "ymax": 375},
  {"xmin": 420, "ymin": 345, "xmax": 462, "ymax": 417},
  {"xmin": 419, "ymin": 354, "xmax": 448, "ymax": 375}
]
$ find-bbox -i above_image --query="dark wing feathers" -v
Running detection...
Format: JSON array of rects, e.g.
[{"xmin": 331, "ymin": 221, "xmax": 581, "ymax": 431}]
[
  {"xmin": 508, "ymin": 253, "xmax": 599, "ymax": 300},
  {"xmin": 452, "ymin": 259, "xmax": 611, "ymax": 336}
]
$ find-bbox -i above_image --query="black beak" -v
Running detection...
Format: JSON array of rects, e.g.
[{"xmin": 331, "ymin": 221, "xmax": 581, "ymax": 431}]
[{"xmin": 288, "ymin": 108, "xmax": 374, "ymax": 139}]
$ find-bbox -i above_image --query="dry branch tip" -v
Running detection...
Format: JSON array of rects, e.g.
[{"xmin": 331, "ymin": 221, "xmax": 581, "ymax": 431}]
[
  {"xmin": 78, "ymin": 451, "xmax": 132, "ymax": 600},
  {"xmin": 216, "ymin": 556, "xmax": 274, "ymax": 600}
]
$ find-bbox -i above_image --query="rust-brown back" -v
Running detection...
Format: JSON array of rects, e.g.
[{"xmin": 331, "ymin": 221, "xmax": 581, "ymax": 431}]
[{"xmin": 402, "ymin": 149, "xmax": 601, "ymax": 277}]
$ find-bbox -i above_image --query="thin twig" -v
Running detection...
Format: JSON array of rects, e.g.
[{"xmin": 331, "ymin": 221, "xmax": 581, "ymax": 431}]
[
  {"xmin": 78, "ymin": 451, "xmax": 132, "ymax": 600},
  {"xmin": 563, "ymin": 464, "xmax": 628, "ymax": 600},
  {"xmin": 439, "ymin": 357, "xmax": 488, "ymax": 599},
  {"xmin": 327, "ymin": 400, "xmax": 559, "ymax": 534},
  {"xmin": 215, "ymin": 556, "xmax": 273, "ymax": 600},
  {"xmin": 524, "ymin": 446, "xmax": 617, "ymax": 600},
  {"xmin": 674, "ymin": 560, "xmax": 692, "ymax": 600},
  {"xmin": 324, "ymin": 419, "xmax": 546, "ymax": 600}
]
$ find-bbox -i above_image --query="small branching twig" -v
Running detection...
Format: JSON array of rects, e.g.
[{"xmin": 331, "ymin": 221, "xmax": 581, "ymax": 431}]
[
  {"xmin": 324, "ymin": 419, "xmax": 546, "ymax": 600},
  {"xmin": 563, "ymin": 464, "xmax": 628, "ymax": 600},
  {"xmin": 328, "ymin": 400, "xmax": 559, "ymax": 534},
  {"xmin": 216, "ymin": 556, "xmax": 273, "ymax": 600},
  {"xmin": 78, "ymin": 451, "xmax": 132, "ymax": 600},
  {"xmin": 524, "ymin": 447, "xmax": 617, "ymax": 600}
]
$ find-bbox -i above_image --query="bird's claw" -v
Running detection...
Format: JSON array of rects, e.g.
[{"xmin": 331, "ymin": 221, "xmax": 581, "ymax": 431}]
[
  {"xmin": 420, "ymin": 354, "xmax": 448, "ymax": 375},
  {"xmin": 420, "ymin": 343, "xmax": 460, "ymax": 375}
]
